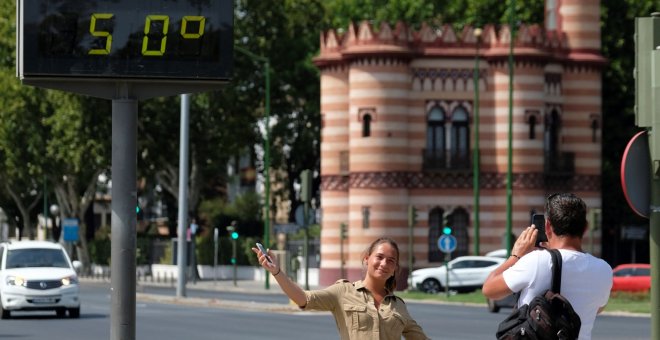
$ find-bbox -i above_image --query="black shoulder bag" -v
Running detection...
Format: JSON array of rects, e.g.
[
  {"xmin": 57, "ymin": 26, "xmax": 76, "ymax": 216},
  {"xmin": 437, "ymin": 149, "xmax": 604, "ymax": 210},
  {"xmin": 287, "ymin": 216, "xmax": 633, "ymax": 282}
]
[{"xmin": 495, "ymin": 249, "xmax": 581, "ymax": 340}]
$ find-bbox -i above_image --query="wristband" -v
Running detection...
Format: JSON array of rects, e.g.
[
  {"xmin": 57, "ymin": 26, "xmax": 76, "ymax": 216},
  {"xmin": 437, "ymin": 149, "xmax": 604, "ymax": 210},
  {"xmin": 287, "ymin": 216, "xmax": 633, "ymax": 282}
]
[
  {"xmin": 510, "ymin": 254, "xmax": 521, "ymax": 260},
  {"xmin": 273, "ymin": 268, "xmax": 281, "ymax": 276}
]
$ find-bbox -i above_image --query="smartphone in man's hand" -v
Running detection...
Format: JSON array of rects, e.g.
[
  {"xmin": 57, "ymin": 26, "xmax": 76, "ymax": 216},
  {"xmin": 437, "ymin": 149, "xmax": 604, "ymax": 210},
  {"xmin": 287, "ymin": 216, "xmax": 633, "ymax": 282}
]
[
  {"xmin": 532, "ymin": 214, "xmax": 548, "ymax": 247},
  {"xmin": 255, "ymin": 243, "xmax": 273, "ymax": 263}
]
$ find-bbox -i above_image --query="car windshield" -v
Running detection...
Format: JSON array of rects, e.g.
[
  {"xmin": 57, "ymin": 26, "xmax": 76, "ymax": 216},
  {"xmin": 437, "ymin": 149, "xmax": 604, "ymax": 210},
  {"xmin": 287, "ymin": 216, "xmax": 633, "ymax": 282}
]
[{"xmin": 6, "ymin": 248, "xmax": 70, "ymax": 269}]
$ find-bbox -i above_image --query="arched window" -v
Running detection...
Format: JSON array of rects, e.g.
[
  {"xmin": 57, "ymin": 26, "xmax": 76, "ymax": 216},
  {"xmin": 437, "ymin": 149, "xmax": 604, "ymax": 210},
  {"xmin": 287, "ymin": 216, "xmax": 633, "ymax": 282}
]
[
  {"xmin": 426, "ymin": 107, "xmax": 445, "ymax": 157},
  {"xmin": 448, "ymin": 208, "xmax": 470, "ymax": 259},
  {"xmin": 450, "ymin": 107, "xmax": 469, "ymax": 168},
  {"xmin": 428, "ymin": 207, "xmax": 443, "ymax": 262},
  {"xmin": 590, "ymin": 116, "xmax": 600, "ymax": 142},
  {"xmin": 545, "ymin": 109, "xmax": 561, "ymax": 159},
  {"xmin": 362, "ymin": 114, "xmax": 372, "ymax": 137},
  {"xmin": 529, "ymin": 115, "xmax": 537, "ymax": 139}
]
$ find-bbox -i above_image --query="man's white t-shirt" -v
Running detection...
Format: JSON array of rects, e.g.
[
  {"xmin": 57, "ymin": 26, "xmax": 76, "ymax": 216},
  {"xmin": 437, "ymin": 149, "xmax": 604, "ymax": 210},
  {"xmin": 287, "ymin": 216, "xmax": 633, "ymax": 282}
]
[{"xmin": 502, "ymin": 249, "xmax": 612, "ymax": 340}]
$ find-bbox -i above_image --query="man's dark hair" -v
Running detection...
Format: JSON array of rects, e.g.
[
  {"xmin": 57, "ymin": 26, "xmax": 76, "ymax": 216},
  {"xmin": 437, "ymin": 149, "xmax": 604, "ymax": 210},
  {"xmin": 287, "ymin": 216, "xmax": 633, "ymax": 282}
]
[{"xmin": 545, "ymin": 193, "xmax": 587, "ymax": 238}]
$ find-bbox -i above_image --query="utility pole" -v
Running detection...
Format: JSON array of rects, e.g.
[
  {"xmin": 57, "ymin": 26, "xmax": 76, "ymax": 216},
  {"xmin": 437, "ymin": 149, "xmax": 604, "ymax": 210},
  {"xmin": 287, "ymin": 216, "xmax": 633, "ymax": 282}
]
[
  {"xmin": 473, "ymin": 27, "xmax": 483, "ymax": 256},
  {"xmin": 407, "ymin": 205, "xmax": 417, "ymax": 290},
  {"xmin": 300, "ymin": 170, "xmax": 312, "ymax": 290},
  {"xmin": 505, "ymin": 0, "xmax": 516, "ymax": 257}
]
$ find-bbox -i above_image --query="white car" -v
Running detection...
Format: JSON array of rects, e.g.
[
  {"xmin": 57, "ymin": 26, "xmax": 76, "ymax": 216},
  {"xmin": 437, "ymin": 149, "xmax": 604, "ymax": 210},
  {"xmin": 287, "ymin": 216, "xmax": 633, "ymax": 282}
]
[
  {"xmin": 411, "ymin": 256, "xmax": 505, "ymax": 293},
  {"xmin": 0, "ymin": 241, "xmax": 81, "ymax": 318}
]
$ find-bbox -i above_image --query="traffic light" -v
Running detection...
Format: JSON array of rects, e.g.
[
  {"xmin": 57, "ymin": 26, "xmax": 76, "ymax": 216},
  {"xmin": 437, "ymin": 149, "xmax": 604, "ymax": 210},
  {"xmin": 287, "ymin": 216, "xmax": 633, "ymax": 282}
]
[
  {"xmin": 300, "ymin": 169, "xmax": 312, "ymax": 203},
  {"xmin": 634, "ymin": 16, "xmax": 654, "ymax": 128},
  {"xmin": 136, "ymin": 205, "xmax": 143, "ymax": 220},
  {"xmin": 340, "ymin": 223, "xmax": 348, "ymax": 240},
  {"xmin": 443, "ymin": 214, "xmax": 452, "ymax": 234},
  {"xmin": 408, "ymin": 205, "xmax": 418, "ymax": 227},
  {"xmin": 231, "ymin": 231, "xmax": 239, "ymax": 240},
  {"xmin": 635, "ymin": 15, "xmax": 660, "ymax": 161}
]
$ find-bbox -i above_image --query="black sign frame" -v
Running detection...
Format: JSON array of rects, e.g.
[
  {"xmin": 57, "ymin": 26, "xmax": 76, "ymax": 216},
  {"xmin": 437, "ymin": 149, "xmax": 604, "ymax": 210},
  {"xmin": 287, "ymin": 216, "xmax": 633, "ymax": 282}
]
[{"xmin": 17, "ymin": 0, "xmax": 233, "ymax": 82}]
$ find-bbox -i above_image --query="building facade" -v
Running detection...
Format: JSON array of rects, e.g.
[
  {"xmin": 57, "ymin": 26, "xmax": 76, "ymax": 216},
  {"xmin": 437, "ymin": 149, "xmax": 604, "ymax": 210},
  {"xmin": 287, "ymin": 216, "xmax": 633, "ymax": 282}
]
[{"xmin": 313, "ymin": 0, "xmax": 604, "ymax": 287}]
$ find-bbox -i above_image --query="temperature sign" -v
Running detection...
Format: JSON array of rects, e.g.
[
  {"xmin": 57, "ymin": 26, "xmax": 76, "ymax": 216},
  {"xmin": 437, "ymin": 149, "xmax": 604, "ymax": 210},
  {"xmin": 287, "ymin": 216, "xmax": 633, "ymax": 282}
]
[{"xmin": 18, "ymin": 0, "xmax": 233, "ymax": 81}]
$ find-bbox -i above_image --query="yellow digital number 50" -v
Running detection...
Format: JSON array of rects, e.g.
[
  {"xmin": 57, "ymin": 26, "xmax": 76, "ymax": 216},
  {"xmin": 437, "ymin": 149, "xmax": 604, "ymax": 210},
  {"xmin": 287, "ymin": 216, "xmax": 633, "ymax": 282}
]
[{"xmin": 88, "ymin": 13, "xmax": 207, "ymax": 56}]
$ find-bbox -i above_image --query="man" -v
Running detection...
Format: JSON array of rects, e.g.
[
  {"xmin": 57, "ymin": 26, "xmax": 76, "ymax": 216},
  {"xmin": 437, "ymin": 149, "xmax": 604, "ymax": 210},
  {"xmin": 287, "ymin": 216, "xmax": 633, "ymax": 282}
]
[{"xmin": 483, "ymin": 193, "xmax": 612, "ymax": 340}]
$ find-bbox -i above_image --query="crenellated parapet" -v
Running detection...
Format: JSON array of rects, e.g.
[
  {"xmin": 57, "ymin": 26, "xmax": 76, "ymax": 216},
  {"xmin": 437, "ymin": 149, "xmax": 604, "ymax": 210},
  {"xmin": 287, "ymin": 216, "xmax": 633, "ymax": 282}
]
[{"xmin": 314, "ymin": 20, "xmax": 605, "ymax": 68}]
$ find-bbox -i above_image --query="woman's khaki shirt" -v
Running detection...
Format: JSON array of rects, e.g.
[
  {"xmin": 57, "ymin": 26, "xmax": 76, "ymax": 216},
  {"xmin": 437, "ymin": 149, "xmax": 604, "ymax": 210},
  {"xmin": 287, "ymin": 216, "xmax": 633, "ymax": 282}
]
[{"xmin": 302, "ymin": 280, "xmax": 430, "ymax": 340}]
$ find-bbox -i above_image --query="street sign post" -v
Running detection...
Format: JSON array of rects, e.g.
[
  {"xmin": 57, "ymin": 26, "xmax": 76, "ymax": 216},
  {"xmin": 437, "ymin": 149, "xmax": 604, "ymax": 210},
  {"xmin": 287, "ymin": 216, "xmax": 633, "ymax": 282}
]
[
  {"xmin": 633, "ymin": 14, "xmax": 660, "ymax": 339},
  {"xmin": 438, "ymin": 234, "xmax": 457, "ymax": 297}
]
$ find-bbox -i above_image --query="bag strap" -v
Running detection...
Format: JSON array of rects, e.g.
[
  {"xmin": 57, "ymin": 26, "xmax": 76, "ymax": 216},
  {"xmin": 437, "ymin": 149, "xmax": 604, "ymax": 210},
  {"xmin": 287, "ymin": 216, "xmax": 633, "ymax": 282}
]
[{"xmin": 548, "ymin": 248, "xmax": 563, "ymax": 294}]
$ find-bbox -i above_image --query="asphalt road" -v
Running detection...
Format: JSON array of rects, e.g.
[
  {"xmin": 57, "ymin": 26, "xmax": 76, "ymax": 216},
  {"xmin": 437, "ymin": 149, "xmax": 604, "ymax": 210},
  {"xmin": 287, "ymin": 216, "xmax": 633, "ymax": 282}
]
[{"xmin": 0, "ymin": 281, "xmax": 650, "ymax": 339}]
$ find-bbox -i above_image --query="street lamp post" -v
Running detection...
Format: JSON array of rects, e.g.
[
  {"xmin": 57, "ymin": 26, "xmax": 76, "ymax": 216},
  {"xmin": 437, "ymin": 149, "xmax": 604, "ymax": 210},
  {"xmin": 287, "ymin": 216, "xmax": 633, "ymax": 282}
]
[
  {"xmin": 235, "ymin": 46, "xmax": 271, "ymax": 289},
  {"xmin": 50, "ymin": 204, "xmax": 60, "ymax": 242},
  {"xmin": 506, "ymin": 0, "xmax": 516, "ymax": 256},
  {"xmin": 473, "ymin": 27, "xmax": 482, "ymax": 256},
  {"xmin": 0, "ymin": 208, "xmax": 7, "ymax": 242}
]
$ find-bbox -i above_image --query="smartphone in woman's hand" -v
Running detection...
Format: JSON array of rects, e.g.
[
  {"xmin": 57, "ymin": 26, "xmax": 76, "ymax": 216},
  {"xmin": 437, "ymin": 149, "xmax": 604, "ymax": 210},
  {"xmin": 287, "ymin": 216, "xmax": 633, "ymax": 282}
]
[{"xmin": 255, "ymin": 243, "xmax": 273, "ymax": 263}]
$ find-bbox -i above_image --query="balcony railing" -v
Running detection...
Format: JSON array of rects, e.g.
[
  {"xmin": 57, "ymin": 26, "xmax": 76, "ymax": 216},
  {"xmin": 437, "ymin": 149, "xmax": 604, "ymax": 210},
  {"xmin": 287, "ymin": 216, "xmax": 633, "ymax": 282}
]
[
  {"xmin": 544, "ymin": 151, "xmax": 575, "ymax": 176},
  {"xmin": 422, "ymin": 149, "xmax": 471, "ymax": 171}
]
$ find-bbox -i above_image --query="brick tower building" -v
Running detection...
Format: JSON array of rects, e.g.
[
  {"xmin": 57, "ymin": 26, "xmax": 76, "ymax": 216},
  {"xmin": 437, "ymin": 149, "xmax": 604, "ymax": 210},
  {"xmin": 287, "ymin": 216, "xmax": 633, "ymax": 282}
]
[{"xmin": 313, "ymin": 0, "xmax": 604, "ymax": 288}]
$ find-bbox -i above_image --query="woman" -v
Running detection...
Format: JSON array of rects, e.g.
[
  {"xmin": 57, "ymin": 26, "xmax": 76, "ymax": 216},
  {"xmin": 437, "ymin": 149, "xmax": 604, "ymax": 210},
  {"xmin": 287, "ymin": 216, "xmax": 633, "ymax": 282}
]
[{"xmin": 252, "ymin": 237, "xmax": 429, "ymax": 340}]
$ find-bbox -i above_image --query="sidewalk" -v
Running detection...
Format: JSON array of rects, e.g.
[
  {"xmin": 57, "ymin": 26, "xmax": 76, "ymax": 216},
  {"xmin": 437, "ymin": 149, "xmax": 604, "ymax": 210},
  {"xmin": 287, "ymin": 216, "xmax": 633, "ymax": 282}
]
[{"xmin": 81, "ymin": 276, "xmax": 319, "ymax": 313}]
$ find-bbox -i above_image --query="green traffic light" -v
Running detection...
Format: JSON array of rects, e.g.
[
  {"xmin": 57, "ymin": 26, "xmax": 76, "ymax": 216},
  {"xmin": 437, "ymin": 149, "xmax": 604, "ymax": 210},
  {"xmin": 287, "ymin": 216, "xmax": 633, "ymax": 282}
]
[
  {"xmin": 442, "ymin": 226, "xmax": 452, "ymax": 235},
  {"xmin": 230, "ymin": 258, "xmax": 236, "ymax": 264},
  {"xmin": 231, "ymin": 231, "xmax": 239, "ymax": 240},
  {"xmin": 136, "ymin": 206, "xmax": 140, "ymax": 213}
]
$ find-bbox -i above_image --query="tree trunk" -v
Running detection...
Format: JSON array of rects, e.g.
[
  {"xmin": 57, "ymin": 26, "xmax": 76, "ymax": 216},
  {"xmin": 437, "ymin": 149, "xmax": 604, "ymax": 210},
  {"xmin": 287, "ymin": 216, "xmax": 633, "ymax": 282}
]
[
  {"xmin": 53, "ymin": 170, "xmax": 101, "ymax": 274},
  {"xmin": 5, "ymin": 184, "xmax": 42, "ymax": 240}
]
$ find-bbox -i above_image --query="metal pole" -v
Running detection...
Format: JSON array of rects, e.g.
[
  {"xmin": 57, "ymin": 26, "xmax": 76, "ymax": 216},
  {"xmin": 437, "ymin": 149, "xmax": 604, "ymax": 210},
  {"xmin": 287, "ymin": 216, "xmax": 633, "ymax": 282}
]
[
  {"xmin": 651, "ymin": 172, "xmax": 660, "ymax": 339},
  {"xmin": 110, "ymin": 93, "xmax": 137, "ymax": 340},
  {"xmin": 340, "ymin": 223, "xmax": 345, "ymax": 278},
  {"xmin": 176, "ymin": 93, "xmax": 191, "ymax": 297},
  {"xmin": 444, "ymin": 254, "xmax": 450, "ymax": 298},
  {"xmin": 264, "ymin": 60, "xmax": 271, "ymax": 290},
  {"xmin": 303, "ymin": 203, "xmax": 309, "ymax": 290},
  {"xmin": 214, "ymin": 228, "xmax": 218, "ymax": 286},
  {"xmin": 232, "ymin": 238, "xmax": 237, "ymax": 287},
  {"xmin": 650, "ymin": 15, "xmax": 660, "ymax": 336},
  {"xmin": 505, "ymin": 0, "xmax": 516, "ymax": 257},
  {"xmin": 473, "ymin": 29, "xmax": 482, "ymax": 256},
  {"xmin": 408, "ymin": 213, "xmax": 413, "ymax": 289},
  {"xmin": 43, "ymin": 176, "xmax": 47, "ymax": 241}
]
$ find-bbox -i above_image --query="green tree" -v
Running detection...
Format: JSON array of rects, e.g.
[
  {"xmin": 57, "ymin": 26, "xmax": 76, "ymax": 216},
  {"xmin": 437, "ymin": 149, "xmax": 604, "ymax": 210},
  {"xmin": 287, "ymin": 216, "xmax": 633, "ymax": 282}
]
[
  {"xmin": 0, "ymin": 0, "xmax": 14, "ymax": 68},
  {"xmin": 0, "ymin": 68, "xmax": 50, "ymax": 239},
  {"xmin": 44, "ymin": 91, "xmax": 111, "ymax": 270}
]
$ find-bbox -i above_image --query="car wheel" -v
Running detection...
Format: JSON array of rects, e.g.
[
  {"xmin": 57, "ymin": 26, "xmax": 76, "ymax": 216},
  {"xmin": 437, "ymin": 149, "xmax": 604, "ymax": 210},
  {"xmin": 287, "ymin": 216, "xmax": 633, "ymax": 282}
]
[
  {"xmin": 421, "ymin": 278, "xmax": 442, "ymax": 294},
  {"xmin": 69, "ymin": 307, "xmax": 80, "ymax": 318},
  {"xmin": 0, "ymin": 303, "xmax": 10, "ymax": 319},
  {"xmin": 487, "ymin": 298, "xmax": 500, "ymax": 313}
]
